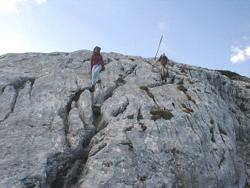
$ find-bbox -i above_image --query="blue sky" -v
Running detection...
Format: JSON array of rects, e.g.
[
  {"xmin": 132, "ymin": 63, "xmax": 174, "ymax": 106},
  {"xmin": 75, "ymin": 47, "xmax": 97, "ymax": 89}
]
[{"xmin": 0, "ymin": 0, "xmax": 250, "ymax": 77}]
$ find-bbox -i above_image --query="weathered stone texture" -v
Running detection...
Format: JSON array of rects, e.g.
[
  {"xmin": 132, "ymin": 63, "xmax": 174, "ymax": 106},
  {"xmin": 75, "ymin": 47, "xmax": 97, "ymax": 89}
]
[{"xmin": 0, "ymin": 51, "xmax": 249, "ymax": 188}]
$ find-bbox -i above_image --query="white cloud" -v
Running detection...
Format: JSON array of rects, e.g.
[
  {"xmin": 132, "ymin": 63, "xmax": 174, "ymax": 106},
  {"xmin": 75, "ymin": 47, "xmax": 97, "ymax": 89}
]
[
  {"xmin": 230, "ymin": 45, "xmax": 250, "ymax": 64},
  {"xmin": 246, "ymin": 46, "xmax": 250, "ymax": 56},
  {"xmin": 0, "ymin": 0, "xmax": 47, "ymax": 14},
  {"xmin": 35, "ymin": 0, "xmax": 46, "ymax": 4}
]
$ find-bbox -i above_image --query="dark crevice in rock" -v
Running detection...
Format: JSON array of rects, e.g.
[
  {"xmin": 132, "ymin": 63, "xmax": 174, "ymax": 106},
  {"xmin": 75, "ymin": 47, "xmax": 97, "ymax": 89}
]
[
  {"xmin": 1, "ymin": 77, "xmax": 36, "ymax": 121},
  {"xmin": 239, "ymin": 103, "xmax": 248, "ymax": 112},
  {"xmin": 210, "ymin": 119, "xmax": 214, "ymax": 124},
  {"xmin": 218, "ymin": 124, "xmax": 227, "ymax": 136},
  {"xmin": 210, "ymin": 127, "xmax": 216, "ymax": 143},
  {"xmin": 113, "ymin": 98, "xmax": 129, "ymax": 117},
  {"xmin": 128, "ymin": 58, "xmax": 135, "ymax": 61},
  {"xmin": 52, "ymin": 88, "xmax": 94, "ymax": 187},
  {"xmin": 137, "ymin": 107, "xmax": 143, "ymax": 121},
  {"xmin": 123, "ymin": 125, "xmax": 134, "ymax": 132},
  {"xmin": 92, "ymin": 105, "xmax": 106, "ymax": 132},
  {"xmin": 48, "ymin": 85, "xmax": 112, "ymax": 188},
  {"xmin": 45, "ymin": 147, "xmax": 90, "ymax": 188},
  {"xmin": 125, "ymin": 64, "xmax": 137, "ymax": 76},
  {"xmin": 47, "ymin": 103, "xmax": 89, "ymax": 187},
  {"xmin": 0, "ymin": 85, "xmax": 6, "ymax": 95},
  {"xmin": 70, "ymin": 89, "xmax": 86, "ymax": 103},
  {"xmin": 143, "ymin": 80, "xmax": 171, "ymax": 89},
  {"xmin": 103, "ymin": 87, "xmax": 115, "ymax": 101},
  {"xmin": 122, "ymin": 134, "xmax": 134, "ymax": 151},
  {"xmin": 10, "ymin": 77, "xmax": 35, "ymax": 90},
  {"xmin": 28, "ymin": 78, "xmax": 35, "ymax": 97},
  {"xmin": 21, "ymin": 176, "xmax": 42, "ymax": 188},
  {"xmin": 58, "ymin": 108, "xmax": 70, "ymax": 148},
  {"xmin": 69, "ymin": 104, "xmax": 109, "ymax": 187},
  {"xmin": 62, "ymin": 160, "xmax": 83, "ymax": 188},
  {"xmin": 139, "ymin": 122, "xmax": 147, "ymax": 131},
  {"xmin": 115, "ymin": 77, "xmax": 126, "ymax": 86},
  {"xmin": 89, "ymin": 143, "xmax": 107, "ymax": 157},
  {"xmin": 140, "ymin": 86, "xmax": 158, "ymax": 106},
  {"xmin": 0, "ymin": 87, "xmax": 18, "ymax": 123},
  {"xmin": 218, "ymin": 149, "xmax": 226, "ymax": 168},
  {"xmin": 127, "ymin": 114, "xmax": 134, "ymax": 119},
  {"xmin": 177, "ymin": 78, "xmax": 184, "ymax": 85},
  {"xmin": 56, "ymin": 65, "xmax": 138, "ymax": 187},
  {"xmin": 59, "ymin": 88, "xmax": 87, "ymax": 144}
]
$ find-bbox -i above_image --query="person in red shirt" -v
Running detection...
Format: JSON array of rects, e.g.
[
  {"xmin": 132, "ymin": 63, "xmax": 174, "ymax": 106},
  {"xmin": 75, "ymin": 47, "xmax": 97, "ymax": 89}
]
[{"xmin": 90, "ymin": 46, "xmax": 105, "ymax": 91}]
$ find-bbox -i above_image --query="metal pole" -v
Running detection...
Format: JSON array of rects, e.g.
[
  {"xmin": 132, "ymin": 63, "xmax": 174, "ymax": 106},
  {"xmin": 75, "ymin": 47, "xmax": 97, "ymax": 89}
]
[{"xmin": 155, "ymin": 35, "xmax": 163, "ymax": 60}]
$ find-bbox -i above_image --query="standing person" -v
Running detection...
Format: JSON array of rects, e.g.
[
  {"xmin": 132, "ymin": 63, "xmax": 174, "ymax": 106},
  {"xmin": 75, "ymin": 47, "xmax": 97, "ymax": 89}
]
[
  {"xmin": 90, "ymin": 46, "xmax": 105, "ymax": 92},
  {"xmin": 156, "ymin": 53, "xmax": 169, "ymax": 83}
]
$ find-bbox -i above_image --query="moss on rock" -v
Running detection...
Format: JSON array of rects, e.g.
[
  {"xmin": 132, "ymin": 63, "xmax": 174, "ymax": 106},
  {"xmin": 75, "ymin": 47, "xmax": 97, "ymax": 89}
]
[{"xmin": 150, "ymin": 108, "xmax": 173, "ymax": 120}]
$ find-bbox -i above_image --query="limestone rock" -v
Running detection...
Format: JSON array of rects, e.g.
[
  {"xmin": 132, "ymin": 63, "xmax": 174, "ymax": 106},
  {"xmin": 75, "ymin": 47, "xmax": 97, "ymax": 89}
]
[{"xmin": 0, "ymin": 51, "xmax": 249, "ymax": 188}]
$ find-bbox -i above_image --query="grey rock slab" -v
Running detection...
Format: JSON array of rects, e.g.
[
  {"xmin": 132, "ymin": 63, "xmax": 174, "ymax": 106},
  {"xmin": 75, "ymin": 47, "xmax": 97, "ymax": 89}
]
[{"xmin": 0, "ymin": 50, "xmax": 249, "ymax": 188}]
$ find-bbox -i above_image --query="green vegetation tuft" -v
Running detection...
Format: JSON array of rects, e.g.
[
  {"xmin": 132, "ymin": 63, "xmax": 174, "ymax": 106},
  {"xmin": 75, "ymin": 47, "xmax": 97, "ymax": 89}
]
[
  {"xmin": 140, "ymin": 86, "xmax": 156, "ymax": 103},
  {"xmin": 150, "ymin": 108, "xmax": 173, "ymax": 120},
  {"xmin": 177, "ymin": 85, "xmax": 187, "ymax": 93},
  {"xmin": 181, "ymin": 103, "xmax": 194, "ymax": 113},
  {"xmin": 186, "ymin": 94, "xmax": 196, "ymax": 104},
  {"xmin": 217, "ymin": 70, "xmax": 250, "ymax": 82},
  {"xmin": 239, "ymin": 103, "xmax": 247, "ymax": 112},
  {"xmin": 217, "ymin": 70, "xmax": 241, "ymax": 80},
  {"xmin": 140, "ymin": 86, "xmax": 149, "ymax": 92}
]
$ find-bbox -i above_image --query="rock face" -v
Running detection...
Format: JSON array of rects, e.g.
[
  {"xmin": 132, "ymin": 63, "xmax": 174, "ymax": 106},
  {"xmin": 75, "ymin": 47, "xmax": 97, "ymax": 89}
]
[{"xmin": 0, "ymin": 50, "xmax": 250, "ymax": 188}]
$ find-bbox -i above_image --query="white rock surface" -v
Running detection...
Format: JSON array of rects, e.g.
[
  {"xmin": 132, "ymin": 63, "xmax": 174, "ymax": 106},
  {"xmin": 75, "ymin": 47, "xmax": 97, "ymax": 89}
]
[{"xmin": 0, "ymin": 51, "xmax": 249, "ymax": 188}]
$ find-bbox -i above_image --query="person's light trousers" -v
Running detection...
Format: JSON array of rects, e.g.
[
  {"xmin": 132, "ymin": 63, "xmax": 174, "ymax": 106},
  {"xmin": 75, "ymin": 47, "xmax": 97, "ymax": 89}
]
[{"xmin": 92, "ymin": 64, "xmax": 102, "ymax": 86}]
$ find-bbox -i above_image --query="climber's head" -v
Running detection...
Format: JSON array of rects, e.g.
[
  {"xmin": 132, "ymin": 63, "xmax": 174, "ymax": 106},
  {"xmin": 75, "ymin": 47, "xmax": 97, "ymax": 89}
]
[{"xmin": 93, "ymin": 46, "xmax": 101, "ymax": 54}]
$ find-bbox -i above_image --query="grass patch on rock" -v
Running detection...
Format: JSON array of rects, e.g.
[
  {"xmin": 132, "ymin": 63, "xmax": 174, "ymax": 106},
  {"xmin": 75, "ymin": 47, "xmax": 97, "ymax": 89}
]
[
  {"xmin": 181, "ymin": 104, "xmax": 194, "ymax": 114},
  {"xmin": 186, "ymin": 94, "xmax": 196, "ymax": 104},
  {"xmin": 217, "ymin": 70, "xmax": 240, "ymax": 80},
  {"xmin": 217, "ymin": 70, "xmax": 250, "ymax": 82},
  {"xmin": 150, "ymin": 108, "xmax": 173, "ymax": 120},
  {"xmin": 177, "ymin": 85, "xmax": 187, "ymax": 93},
  {"xmin": 140, "ymin": 86, "xmax": 156, "ymax": 103},
  {"xmin": 239, "ymin": 103, "xmax": 247, "ymax": 112}
]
